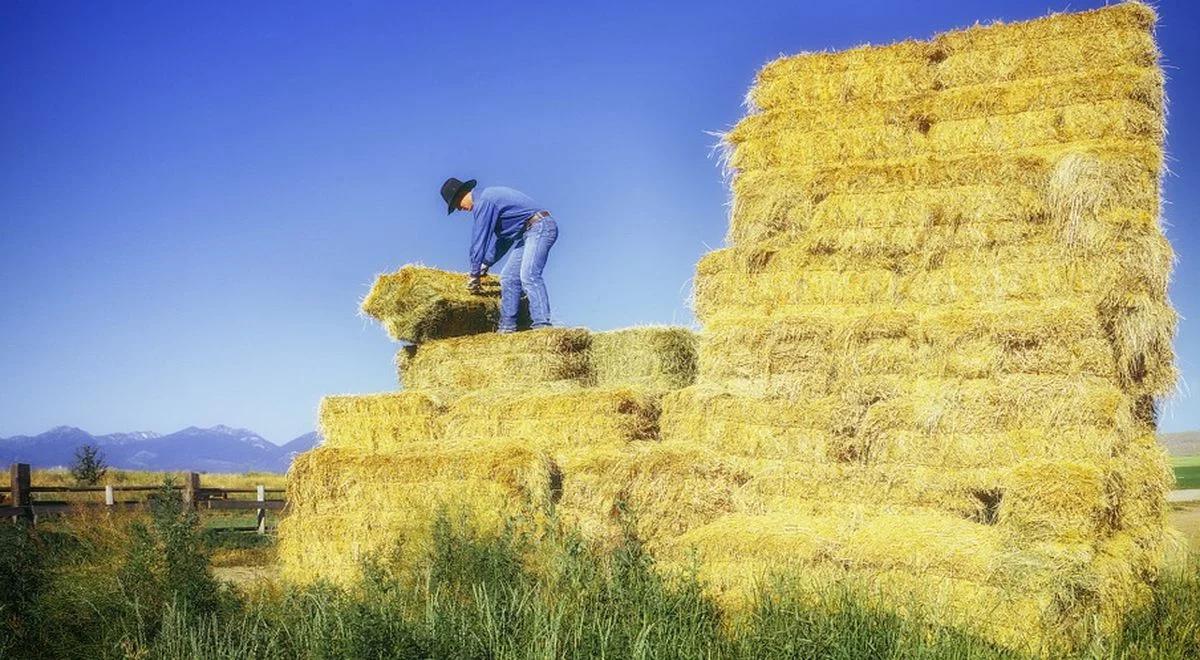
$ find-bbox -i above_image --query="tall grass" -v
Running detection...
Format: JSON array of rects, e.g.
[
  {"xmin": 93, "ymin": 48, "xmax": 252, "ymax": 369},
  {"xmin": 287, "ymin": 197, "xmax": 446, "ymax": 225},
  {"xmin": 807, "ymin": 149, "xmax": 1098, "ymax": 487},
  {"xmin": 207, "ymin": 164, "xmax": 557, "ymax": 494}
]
[{"xmin": 1, "ymin": 491, "xmax": 1197, "ymax": 659}]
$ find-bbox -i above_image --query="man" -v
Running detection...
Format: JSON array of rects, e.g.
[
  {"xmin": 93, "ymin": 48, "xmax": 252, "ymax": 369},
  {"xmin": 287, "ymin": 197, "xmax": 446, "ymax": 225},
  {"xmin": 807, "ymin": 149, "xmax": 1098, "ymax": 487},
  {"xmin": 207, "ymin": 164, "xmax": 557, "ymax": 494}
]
[{"xmin": 440, "ymin": 177, "xmax": 558, "ymax": 333}]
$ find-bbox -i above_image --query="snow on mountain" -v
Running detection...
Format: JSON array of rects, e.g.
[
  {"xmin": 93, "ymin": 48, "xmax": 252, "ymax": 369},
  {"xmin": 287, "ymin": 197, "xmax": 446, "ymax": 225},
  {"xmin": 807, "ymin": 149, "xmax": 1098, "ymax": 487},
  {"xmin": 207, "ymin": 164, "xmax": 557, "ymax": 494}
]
[{"xmin": 0, "ymin": 426, "xmax": 316, "ymax": 473}]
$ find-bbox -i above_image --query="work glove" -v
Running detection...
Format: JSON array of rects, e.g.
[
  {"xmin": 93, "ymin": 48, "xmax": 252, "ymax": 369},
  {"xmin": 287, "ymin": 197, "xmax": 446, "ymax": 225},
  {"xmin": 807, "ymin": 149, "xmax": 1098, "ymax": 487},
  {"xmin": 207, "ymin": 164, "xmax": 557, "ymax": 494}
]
[{"xmin": 466, "ymin": 275, "xmax": 483, "ymax": 295}]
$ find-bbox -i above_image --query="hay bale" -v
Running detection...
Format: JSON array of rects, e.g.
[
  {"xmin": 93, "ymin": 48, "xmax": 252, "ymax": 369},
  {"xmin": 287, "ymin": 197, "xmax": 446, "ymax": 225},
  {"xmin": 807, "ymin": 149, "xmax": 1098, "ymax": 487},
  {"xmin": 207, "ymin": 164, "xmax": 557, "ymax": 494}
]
[
  {"xmin": 318, "ymin": 391, "xmax": 443, "ymax": 452},
  {"xmin": 726, "ymin": 143, "xmax": 1160, "ymax": 247},
  {"xmin": 398, "ymin": 327, "xmax": 591, "ymax": 392},
  {"xmin": 660, "ymin": 377, "xmax": 1132, "ymax": 461},
  {"xmin": 698, "ymin": 306, "xmax": 1118, "ymax": 391},
  {"xmin": 694, "ymin": 247, "xmax": 1170, "ymax": 321},
  {"xmin": 441, "ymin": 386, "xmax": 660, "ymax": 451},
  {"xmin": 361, "ymin": 265, "xmax": 529, "ymax": 343},
  {"xmin": 556, "ymin": 441, "xmax": 756, "ymax": 550},
  {"xmin": 746, "ymin": 3, "xmax": 1156, "ymax": 111},
  {"xmin": 286, "ymin": 444, "xmax": 558, "ymax": 517},
  {"xmin": 280, "ymin": 443, "xmax": 558, "ymax": 584},
  {"xmin": 588, "ymin": 326, "xmax": 697, "ymax": 390}
]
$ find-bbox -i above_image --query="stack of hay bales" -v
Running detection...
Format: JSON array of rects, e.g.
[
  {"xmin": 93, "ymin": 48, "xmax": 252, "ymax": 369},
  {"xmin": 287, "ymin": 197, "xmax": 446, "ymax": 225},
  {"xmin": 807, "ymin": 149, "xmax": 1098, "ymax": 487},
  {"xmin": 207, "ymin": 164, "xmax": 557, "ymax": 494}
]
[
  {"xmin": 655, "ymin": 2, "xmax": 1175, "ymax": 652},
  {"xmin": 280, "ymin": 266, "xmax": 699, "ymax": 583}
]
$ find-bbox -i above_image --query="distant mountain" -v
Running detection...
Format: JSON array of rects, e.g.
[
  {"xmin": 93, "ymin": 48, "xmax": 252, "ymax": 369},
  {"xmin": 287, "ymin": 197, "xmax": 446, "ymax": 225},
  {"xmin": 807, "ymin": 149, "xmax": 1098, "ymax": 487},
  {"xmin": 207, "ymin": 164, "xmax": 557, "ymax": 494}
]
[
  {"xmin": 0, "ymin": 426, "xmax": 321, "ymax": 473},
  {"xmin": 1160, "ymin": 431, "xmax": 1200, "ymax": 457},
  {"xmin": 273, "ymin": 432, "xmax": 323, "ymax": 472}
]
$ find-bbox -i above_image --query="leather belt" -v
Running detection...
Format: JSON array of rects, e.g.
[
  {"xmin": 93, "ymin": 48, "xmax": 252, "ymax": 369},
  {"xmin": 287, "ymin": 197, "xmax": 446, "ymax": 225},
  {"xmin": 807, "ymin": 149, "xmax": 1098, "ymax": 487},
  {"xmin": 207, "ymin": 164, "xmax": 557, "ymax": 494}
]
[{"xmin": 525, "ymin": 210, "xmax": 552, "ymax": 230}]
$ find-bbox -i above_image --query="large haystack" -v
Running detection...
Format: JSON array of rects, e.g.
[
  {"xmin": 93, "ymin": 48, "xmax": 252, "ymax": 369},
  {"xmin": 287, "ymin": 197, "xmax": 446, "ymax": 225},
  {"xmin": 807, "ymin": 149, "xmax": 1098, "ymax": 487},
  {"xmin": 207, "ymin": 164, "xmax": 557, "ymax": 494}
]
[
  {"xmin": 282, "ymin": 3, "xmax": 1175, "ymax": 653},
  {"xmin": 655, "ymin": 2, "xmax": 1175, "ymax": 652}
]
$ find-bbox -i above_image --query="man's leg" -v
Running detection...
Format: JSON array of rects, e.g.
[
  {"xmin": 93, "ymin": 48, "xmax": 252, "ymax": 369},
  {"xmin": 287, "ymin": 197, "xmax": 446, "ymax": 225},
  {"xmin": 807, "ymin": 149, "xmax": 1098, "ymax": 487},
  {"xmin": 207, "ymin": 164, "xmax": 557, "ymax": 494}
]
[
  {"xmin": 519, "ymin": 218, "xmax": 558, "ymax": 328},
  {"xmin": 498, "ymin": 239, "xmax": 525, "ymax": 333}
]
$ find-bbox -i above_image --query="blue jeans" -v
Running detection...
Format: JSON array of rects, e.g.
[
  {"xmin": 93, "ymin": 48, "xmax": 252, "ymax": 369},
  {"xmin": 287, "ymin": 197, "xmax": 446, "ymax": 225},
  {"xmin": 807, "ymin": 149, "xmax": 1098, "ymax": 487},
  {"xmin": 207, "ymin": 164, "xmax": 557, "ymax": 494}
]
[{"xmin": 499, "ymin": 217, "xmax": 557, "ymax": 332}]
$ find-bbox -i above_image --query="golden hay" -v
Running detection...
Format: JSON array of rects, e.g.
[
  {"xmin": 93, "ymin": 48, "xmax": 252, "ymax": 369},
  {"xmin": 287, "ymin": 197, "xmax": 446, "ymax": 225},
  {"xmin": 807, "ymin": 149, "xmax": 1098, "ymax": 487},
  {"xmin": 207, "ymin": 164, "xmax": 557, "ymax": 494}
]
[
  {"xmin": 692, "ymin": 258, "xmax": 1171, "ymax": 321},
  {"xmin": 280, "ymin": 443, "xmax": 559, "ymax": 584},
  {"xmin": 318, "ymin": 391, "xmax": 443, "ymax": 452},
  {"xmin": 286, "ymin": 444, "xmax": 558, "ymax": 517},
  {"xmin": 733, "ymin": 65, "xmax": 1162, "ymax": 137},
  {"xmin": 664, "ymin": 560, "xmax": 1083, "ymax": 653},
  {"xmin": 659, "ymin": 378, "xmax": 1134, "ymax": 463},
  {"xmin": 663, "ymin": 506, "xmax": 1092, "ymax": 590},
  {"xmin": 735, "ymin": 460, "xmax": 1116, "ymax": 541},
  {"xmin": 727, "ymin": 143, "xmax": 1159, "ymax": 245},
  {"xmin": 588, "ymin": 326, "xmax": 697, "ymax": 390},
  {"xmin": 729, "ymin": 99, "xmax": 1160, "ymax": 171},
  {"xmin": 555, "ymin": 441, "xmax": 756, "ymax": 551},
  {"xmin": 440, "ymin": 386, "xmax": 660, "ymax": 451},
  {"xmin": 747, "ymin": 3, "xmax": 1156, "ymax": 110},
  {"xmin": 694, "ymin": 304, "xmax": 1129, "ymax": 394},
  {"xmin": 360, "ymin": 265, "xmax": 528, "ymax": 343},
  {"xmin": 397, "ymin": 327, "xmax": 591, "ymax": 392}
]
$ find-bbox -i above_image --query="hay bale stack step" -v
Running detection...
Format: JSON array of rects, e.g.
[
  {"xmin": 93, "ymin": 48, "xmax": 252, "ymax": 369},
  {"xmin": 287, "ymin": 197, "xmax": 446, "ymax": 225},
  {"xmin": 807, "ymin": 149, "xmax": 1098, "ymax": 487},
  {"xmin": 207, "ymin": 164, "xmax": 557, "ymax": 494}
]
[
  {"xmin": 556, "ymin": 441, "xmax": 756, "ymax": 551},
  {"xmin": 441, "ymin": 386, "xmax": 661, "ymax": 451},
  {"xmin": 319, "ymin": 391, "xmax": 444, "ymax": 452},
  {"xmin": 588, "ymin": 326, "xmax": 697, "ymax": 390},
  {"xmin": 398, "ymin": 327, "xmax": 591, "ymax": 392},
  {"xmin": 727, "ymin": 143, "xmax": 1160, "ymax": 246},
  {"xmin": 361, "ymin": 265, "xmax": 530, "ymax": 343},
  {"xmin": 279, "ymin": 442, "xmax": 558, "ymax": 584},
  {"xmin": 746, "ymin": 3, "xmax": 1155, "ymax": 111}
]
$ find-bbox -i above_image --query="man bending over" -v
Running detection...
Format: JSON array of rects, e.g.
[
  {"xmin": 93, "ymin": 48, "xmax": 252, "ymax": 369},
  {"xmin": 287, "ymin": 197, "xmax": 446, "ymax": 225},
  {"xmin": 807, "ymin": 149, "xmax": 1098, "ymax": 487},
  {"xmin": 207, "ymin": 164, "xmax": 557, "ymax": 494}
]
[{"xmin": 440, "ymin": 177, "xmax": 559, "ymax": 333}]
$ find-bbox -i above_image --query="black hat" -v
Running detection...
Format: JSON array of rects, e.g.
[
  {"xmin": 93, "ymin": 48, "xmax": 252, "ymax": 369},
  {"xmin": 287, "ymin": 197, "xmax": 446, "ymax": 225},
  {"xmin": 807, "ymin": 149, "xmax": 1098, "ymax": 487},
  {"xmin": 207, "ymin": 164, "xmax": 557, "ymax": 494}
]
[{"xmin": 440, "ymin": 177, "xmax": 477, "ymax": 214}]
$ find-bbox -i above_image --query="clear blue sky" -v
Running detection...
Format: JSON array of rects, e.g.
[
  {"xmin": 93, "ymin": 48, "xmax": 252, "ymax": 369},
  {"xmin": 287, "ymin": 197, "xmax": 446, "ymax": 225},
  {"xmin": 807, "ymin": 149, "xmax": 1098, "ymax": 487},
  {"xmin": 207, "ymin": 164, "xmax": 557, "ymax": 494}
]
[{"xmin": 1, "ymin": 1, "xmax": 1197, "ymax": 443}]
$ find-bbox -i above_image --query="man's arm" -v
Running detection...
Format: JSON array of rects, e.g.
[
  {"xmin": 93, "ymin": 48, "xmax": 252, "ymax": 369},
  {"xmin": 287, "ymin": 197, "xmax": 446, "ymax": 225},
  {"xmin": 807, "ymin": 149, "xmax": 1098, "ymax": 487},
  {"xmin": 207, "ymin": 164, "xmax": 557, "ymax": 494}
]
[{"xmin": 468, "ymin": 196, "xmax": 499, "ymax": 278}]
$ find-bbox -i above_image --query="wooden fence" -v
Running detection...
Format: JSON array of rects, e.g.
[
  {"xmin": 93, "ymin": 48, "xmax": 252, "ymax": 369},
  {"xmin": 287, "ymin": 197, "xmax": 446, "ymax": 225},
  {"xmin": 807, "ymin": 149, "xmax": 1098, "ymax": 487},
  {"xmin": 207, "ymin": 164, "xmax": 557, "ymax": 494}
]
[{"xmin": 0, "ymin": 463, "xmax": 286, "ymax": 533}]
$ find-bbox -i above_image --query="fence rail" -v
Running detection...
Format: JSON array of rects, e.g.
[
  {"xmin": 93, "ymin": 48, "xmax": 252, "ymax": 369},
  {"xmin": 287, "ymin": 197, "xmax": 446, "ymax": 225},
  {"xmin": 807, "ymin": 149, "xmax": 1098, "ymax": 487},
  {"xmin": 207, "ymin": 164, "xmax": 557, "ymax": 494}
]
[{"xmin": 2, "ymin": 463, "xmax": 286, "ymax": 533}]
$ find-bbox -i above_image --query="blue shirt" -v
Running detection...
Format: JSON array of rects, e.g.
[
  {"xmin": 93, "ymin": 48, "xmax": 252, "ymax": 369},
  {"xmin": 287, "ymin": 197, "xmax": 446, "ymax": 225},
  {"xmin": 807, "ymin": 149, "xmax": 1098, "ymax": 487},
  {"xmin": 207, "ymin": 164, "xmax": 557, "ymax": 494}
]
[{"xmin": 468, "ymin": 186, "xmax": 542, "ymax": 277}]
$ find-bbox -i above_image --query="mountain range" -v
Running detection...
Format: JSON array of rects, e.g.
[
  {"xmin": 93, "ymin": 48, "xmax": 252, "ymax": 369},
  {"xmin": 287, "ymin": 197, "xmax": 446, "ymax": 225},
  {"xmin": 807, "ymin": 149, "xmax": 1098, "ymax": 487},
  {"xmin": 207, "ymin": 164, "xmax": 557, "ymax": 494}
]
[
  {"xmin": 0, "ymin": 426, "xmax": 320, "ymax": 473},
  {"xmin": 1160, "ymin": 431, "xmax": 1200, "ymax": 457}
]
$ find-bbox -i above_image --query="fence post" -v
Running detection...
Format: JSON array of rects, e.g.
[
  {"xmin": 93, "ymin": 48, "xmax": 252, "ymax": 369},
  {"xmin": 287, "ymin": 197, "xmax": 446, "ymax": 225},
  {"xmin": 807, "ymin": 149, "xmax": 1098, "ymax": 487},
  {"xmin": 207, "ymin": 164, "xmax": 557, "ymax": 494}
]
[
  {"xmin": 105, "ymin": 485, "xmax": 114, "ymax": 507},
  {"xmin": 256, "ymin": 485, "xmax": 266, "ymax": 534},
  {"xmin": 183, "ymin": 472, "xmax": 201, "ymax": 509},
  {"xmin": 10, "ymin": 463, "xmax": 32, "ymax": 522}
]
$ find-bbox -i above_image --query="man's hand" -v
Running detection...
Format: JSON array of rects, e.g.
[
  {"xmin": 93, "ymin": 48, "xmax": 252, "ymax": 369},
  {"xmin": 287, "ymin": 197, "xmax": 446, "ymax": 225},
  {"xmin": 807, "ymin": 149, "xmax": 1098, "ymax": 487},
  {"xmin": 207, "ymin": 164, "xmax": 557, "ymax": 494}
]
[{"xmin": 466, "ymin": 274, "xmax": 483, "ymax": 295}]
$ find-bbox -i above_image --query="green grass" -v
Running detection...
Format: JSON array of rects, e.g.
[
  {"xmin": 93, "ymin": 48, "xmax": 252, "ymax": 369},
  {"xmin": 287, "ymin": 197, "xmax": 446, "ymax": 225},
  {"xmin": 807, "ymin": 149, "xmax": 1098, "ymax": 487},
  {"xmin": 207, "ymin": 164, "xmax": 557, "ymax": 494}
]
[
  {"xmin": 1172, "ymin": 455, "xmax": 1200, "ymax": 490},
  {"xmin": 3, "ymin": 479, "xmax": 1199, "ymax": 659}
]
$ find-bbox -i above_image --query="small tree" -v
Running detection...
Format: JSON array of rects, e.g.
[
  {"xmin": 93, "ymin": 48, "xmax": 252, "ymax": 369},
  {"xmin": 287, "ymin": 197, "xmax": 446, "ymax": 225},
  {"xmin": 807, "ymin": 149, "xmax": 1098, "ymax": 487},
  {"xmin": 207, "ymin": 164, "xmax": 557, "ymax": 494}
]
[{"xmin": 70, "ymin": 443, "xmax": 108, "ymax": 485}]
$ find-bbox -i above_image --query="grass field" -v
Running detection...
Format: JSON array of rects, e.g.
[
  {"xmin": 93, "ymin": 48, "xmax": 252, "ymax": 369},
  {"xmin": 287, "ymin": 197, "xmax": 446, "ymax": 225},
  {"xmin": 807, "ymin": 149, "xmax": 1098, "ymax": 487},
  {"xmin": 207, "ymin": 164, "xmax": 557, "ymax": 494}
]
[
  {"xmin": 29, "ymin": 467, "xmax": 287, "ymax": 491},
  {"xmin": 1173, "ymin": 455, "xmax": 1200, "ymax": 490},
  {"xmin": 2, "ymin": 479, "xmax": 1198, "ymax": 659}
]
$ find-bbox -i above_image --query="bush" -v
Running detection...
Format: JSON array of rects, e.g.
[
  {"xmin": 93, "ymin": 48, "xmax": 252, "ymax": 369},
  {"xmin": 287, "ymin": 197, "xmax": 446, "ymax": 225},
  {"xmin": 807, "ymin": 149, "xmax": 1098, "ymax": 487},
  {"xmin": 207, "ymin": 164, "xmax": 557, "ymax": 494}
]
[{"xmin": 69, "ymin": 443, "xmax": 108, "ymax": 486}]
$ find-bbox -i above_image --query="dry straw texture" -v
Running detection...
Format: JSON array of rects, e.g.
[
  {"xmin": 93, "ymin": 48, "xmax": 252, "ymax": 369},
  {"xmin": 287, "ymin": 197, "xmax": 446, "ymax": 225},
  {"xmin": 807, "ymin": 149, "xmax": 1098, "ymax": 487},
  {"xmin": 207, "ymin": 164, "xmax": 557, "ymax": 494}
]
[
  {"xmin": 441, "ymin": 386, "xmax": 661, "ymax": 450},
  {"xmin": 281, "ymin": 443, "xmax": 558, "ymax": 584},
  {"xmin": 398, "ymin": 328, "xmax": 592, "ymax": 392},
  {"xmin": 669, "ymin": 2, "xmax": 1176, "ymax": 653},
  {"xmin": 319, "ymin": 391, "xmax": 444, "ymax": 453},
  {"xmin": 361, "ymin": 265, "xmax": 528, "ymax": 343},
  {"xmin": 589, "ymin": 326, "xmax": 698, "ymax": 390}
]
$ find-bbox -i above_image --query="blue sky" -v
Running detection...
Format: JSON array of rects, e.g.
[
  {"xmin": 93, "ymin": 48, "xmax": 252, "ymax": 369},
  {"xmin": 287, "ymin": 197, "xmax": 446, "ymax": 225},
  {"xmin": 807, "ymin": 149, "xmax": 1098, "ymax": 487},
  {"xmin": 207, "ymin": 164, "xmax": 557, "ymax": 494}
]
[{"xmin": 1, "ymin": 1, "xmax": 1197, "ymax": 443}]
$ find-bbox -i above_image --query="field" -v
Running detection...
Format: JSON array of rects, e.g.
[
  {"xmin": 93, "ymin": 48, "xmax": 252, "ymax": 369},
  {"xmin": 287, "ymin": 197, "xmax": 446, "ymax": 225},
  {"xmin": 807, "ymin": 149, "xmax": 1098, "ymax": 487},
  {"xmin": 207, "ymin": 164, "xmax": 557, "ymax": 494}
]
[
  {"xmin": 1173, "ymin": 455, "xmax": 1200, "ymax": 490},
  {"xmin": 29, "ymin": 467, "xmax": 287, "ymax": 491},
  {"xmin": 2, "ymin": 472, "xmax": 1198, "ymax": 659}
]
